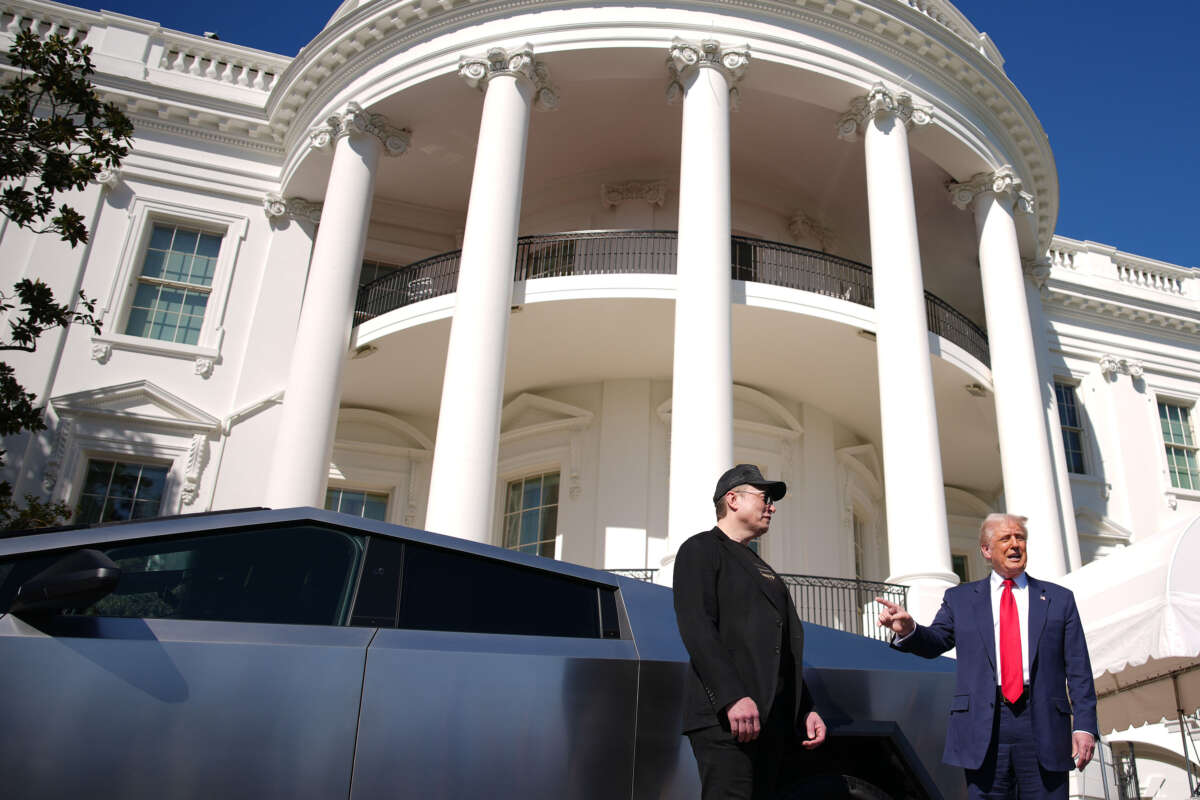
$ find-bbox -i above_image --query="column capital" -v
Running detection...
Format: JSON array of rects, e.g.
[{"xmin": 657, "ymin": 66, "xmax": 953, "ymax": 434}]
[
  {"xmin": 666, "ymin": 38, "xmax": 750, "ymax": 105},
  {"xmin": 1021, "ymin": 256, "xmax": 1051, "ymax": 290},
  {"xmin": 836, "ymin": 83, "xmax": 932, "ymax": 142},
  {"xmin": 263, "ymin": 193, "xmax": 323, "ymax": 224},
  {"xmin": 947, "ymin": 165, "xmax": 1035, "ymax": 214},
  {"xmin": 459, "ymin": 44, "xmax": 558, "ymax": 111},
  {"xmin": 308, "ymin": 101, "xmax": 411, "ymax": 157}
]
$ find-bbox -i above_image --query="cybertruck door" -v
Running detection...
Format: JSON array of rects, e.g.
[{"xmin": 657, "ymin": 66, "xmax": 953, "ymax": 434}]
[
  {"xmin": 0, "ymin": 524, "xmax": 373, "ymax": 800},
  {"xmin": 349, "ymin": 540, "xmax": 641, "ymax": 800}
]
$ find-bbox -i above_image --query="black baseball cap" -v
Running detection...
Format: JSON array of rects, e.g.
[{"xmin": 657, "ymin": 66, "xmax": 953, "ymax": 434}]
[{"xmin": 712, "ymin": 464, "xmax": 787, "ymax": 504}]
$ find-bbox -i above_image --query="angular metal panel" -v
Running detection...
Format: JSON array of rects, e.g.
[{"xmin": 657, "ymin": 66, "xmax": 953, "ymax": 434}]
[
  {"xmin": 351, "ymin": 629, "xmax": 639, "ymax": 800},
  {"xmin": 0, "ymin": 615, "xmax": 372, "ymax": 800}
]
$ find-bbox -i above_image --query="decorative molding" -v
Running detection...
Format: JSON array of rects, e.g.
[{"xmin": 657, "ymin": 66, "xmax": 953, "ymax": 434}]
[
  {"xmin": 42, "ymin": 418, "xmax": 73, "ymax": 492},
  {"xmin": 666, "ymin": 38, "xmax": 750, "ymax": 105},
  {"xmin": 263, "ymin": 193, "xmax": 323, "ymax": 224},
  {"xmin": 499, "ymin": 393, "xmax": 594, "ymax": 444},
  {"xmin": 309, "ymin": 101, "xmax": 411, "ymax": 156},
  {"xmin": 193, "ymin": 357, "xmax": 215, "ymax": 378},
  {"xmin": 1022, "ymin": 257, "xmax": 1051, "ymax": 290},
  {"xmin": 181, "ymin": 434, "xmax": 209, "ymax": 505},
  {"xmin": 787, "ymin": 210, "xmax": 836, "ymax": 251},
  {"xmin": 91, "ymin": 342, "xmax": 112, "ymax": 364},
  {"xmin": 1098, "ymin": 354, "xmax": 1145, "ymax": 380},
  {"xmin": 404, "ymin": 467, "xmax": 422, "ymax": 527},
  {"xmin": 1166, "ymin": 493, "xmax": 1178, "ymax": 511},
  {"xmin": 93, "ymin": 167, "xmax": 121, "ymax": 190},
  {"xmin": 835, "ymin": 82, "xmax": 932, "ymax": 141},
  {"xmin": 50, "ymin": 380, "xmax": 222, "ymax": 436},
  {"xmin": 223, "ymin": 389, "xmax": 284, "ymax": 434},
  {"xmin": 947, "ymin": 165, "xmax": 1035, "ymax": 214},
  {"xmin": 459, "ymin": 44, "xmax": 558, "ymax": 111},
  {"xmin": 600, "ymin": 180, "xmax": 666, "ymax": 209}
]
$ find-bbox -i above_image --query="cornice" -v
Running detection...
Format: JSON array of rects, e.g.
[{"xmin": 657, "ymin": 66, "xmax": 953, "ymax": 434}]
[
  {"xmin": 268, "ymin": 0, "xmax": 1055, "ymax": 248},
  {"xmin": 1043, "ymin": 281, "xmax": 1200, "ymax": 337}
]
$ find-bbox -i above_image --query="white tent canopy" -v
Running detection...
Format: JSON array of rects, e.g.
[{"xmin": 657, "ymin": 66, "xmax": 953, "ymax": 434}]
[{"xmin": 1059, "ymin": 513, "xmax": 1200, "ymax": 734}]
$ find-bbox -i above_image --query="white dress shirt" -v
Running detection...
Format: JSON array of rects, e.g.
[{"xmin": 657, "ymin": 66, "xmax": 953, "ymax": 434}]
[{"xmin": 990, "ymin": 570, "xmax": 1030, "ymax": 686}]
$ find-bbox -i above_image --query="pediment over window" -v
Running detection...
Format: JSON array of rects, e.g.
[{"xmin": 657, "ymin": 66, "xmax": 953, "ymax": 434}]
[
  {"xmin": 1075, "ymin": 508, "xmax": 1133, "ymax": 543},
  {"xmin": 945, "ymin": 487, "xmax": 993, "ymax": 518},
  {"xmin": 51, "ymin": 380, "xmax": 219, "ymax": 435},
  {"xmin": 335, "ymin": 408, "xmax": 433, "ymax": 454},
  {"xmin": 500, "ymin": 393, "xmax": 593, "ymax": 442},
  {"xmin": 837, "ymin": 443, "xmax": 883, "ymax": 498},
  {"xmin": 656, "ymin": 385, "xmax": 804, "ymax": 440}
]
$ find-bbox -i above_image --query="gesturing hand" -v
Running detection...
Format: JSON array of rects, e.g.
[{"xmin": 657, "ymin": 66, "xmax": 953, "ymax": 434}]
[
  {"xmin": 876, "ymin": 597, "xmax": 916, "ymax": 637},
  {"xmin": 725, "ymin": 696, "xmax": 761, "ymax": 743}
]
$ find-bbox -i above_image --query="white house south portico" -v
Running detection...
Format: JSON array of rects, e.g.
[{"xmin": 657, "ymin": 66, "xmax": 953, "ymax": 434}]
[{"xmin": 3, "ymin": 1, "xmax": 1199, "ymax": 788}]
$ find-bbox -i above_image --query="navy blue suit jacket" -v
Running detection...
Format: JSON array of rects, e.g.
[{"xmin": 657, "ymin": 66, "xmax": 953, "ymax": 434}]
[{"xmin": 893, "ymin": 574, "xmax": 1098, "ymax": 771}]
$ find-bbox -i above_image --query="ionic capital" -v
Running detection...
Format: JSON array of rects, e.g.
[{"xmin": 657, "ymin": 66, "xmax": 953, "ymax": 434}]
[
  {"xmin": 93, "ymin": 167, "xmax": 122, "ymax": 190},
  {"xmin": 263, "ymin": 193, "xmax": 323, "ymax": 224},
  {"xmin": 666, "ymin": 38, "xmax": 750, "ymax": 105},
  {"xmin": 459, "ymin": 44, "xmax": 558, "ymax": 111},
  {"xmin": 836, "ymin": 83, "xmax": 932, "ymax": 142},
  {"xmin": 947, "ymin": 165, "xmax": 1035, "ymax": 214},
  {"xmin": 308, "ymin": 101, "xmax": 411, "ymax": 156}
]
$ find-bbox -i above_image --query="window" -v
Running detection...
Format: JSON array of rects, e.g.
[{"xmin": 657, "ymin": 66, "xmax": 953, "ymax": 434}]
[
  {"xmin": 75, "ymin": 459, "xmax": 169, "ymax": 524},
  {"xmin": 502, "ymin": 471, "xmax": 559, "ymax": 557},
  {"xmin": 397, "ymin": 542, "xmax": 618, "ymax": 638},
  {"xmin": 852, "ymin": 514, "xmax": 866, "ymax": 578},
  {"xmin": 325, "ymin": 488, "xmax": 388, "ymax": 522},
  {"xmin": 1159, "ymin": 401, "xmax": 1199, "ymax": 491},
  {"xmin": 360, "ymin": 258, "xmax": 402, "ymax": 288},
  {"xmin": 124, "ymin": 224, "xmax": 222, "ymax": 345},
  {"xmin": 951, "ymin": 553, "xmax": 970, "ymax": 584},
  {"xmin": 1055, "ymin": 382, "xmax": 1087, "ymax": 474}
]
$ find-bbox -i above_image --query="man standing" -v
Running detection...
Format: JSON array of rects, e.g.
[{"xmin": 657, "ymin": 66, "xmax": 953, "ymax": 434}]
[
  {"xmin": 673, "ymin": 464, "xmax": 826, "ymax": 800},
  {"xmin": 877, "ymin": 513, "xmax": 1098, "ymax": 799}
]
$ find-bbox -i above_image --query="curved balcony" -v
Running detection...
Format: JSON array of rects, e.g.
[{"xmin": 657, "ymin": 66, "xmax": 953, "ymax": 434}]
[{"xmin": 355, "ymin": 230, "xmax": 989, "ymax": 366}]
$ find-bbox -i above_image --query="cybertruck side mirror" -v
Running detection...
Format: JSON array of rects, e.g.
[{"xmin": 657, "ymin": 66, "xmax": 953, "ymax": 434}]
[{"xmin": 10, "ymin": 549, "xmax": 121, "ymax": 614}]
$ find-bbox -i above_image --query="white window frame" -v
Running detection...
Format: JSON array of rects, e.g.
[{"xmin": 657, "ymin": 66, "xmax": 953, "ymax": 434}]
[
  {"xmin": 1053, "ymin": 378, "xmax": 1090, "ymax": 476},
  {"xmin": 1155, "ymin": 394, "xmax": 1200, "ymax": 496},
  {"xmin": 73, "ymin": 454, "xmax": 174, "ymax": 524},
  {"xmin": 324, "ymin": 486, "xmax": 392, "ymax": 522},
  {"xmin": 495, "ymin": 454, "xmax": 565, "ymax": 560},
  {"xmin": 93, "ymin": 197, "xmax": 248, "ymax": 369}
]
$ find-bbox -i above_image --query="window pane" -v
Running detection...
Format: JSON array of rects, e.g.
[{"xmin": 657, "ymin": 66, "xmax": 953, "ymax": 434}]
[
  {"xmin": 504, "ymin": 513, "xmax": 520, "ymax": 549},
  {"xmin": 324, "ymin": 489, "xmax": 339, "ymax": 511},
  {"xmin": 543, "ymin": 472, "xmax": 560, "ymax": 506},
  {"xmin": 148, "ymin": 225, "xmax": 174, "ymax": 250},
  {"xmin": 519, "ymin": 509, "xmax": 540, "ymax": 547},
  {"xmin": 362, "ymin": 495, "xmax": 388, "ymax": 522},
  {"xmin": 76, "ymin": 458, "xmax": 167, "ymax": 524},
  {"xmin": 79, "ymin": 525, "xmax": 366, "ymax": 625},
  {"xmin": 196, "ymin": 233, "xmax": 222, "ymax": 259},
  {"xmin": 506, "ymin": 481, "xmax": 522, "ymax": 514},
  {"xmin": 522, "ymin": 478, "xmax": 541, "ymax": 510},
  {"xmin": 141, "ymin": 249, "xmax": 165, "ymax": 279},
  {"xmin": 172, "ymin": 229, "xmax": 198, "ymax": 255},
  {"xmin": 340, "ymin": 492, "xmax": 365, "ymax": 518},
  {"xmin": 82, "ymin": 460, "xmax": 114, "ymax": 495},
  {"xmin": 398, "ymin": 543, "xmax": 602, "ymax": 637},
  {"xmin": 75, "ymin": 495, "xmax": 104, "ymax": 525}
]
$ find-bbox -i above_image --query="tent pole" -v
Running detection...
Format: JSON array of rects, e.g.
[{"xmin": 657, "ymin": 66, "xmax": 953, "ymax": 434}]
[{"xmin": 1174, "ymin": 674, "xmax": 1196, "ymax": 797}]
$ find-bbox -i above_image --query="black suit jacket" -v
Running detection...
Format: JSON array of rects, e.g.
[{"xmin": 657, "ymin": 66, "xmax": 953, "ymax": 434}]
[{"xmin": 673, "ymin": 527, "xmax": 813, "ymax": 734}]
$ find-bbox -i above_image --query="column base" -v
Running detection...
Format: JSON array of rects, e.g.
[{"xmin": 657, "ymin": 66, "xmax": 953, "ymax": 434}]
[{"xmin": 887, "ymin": 572, "xmax": 959, "ymax": 626}]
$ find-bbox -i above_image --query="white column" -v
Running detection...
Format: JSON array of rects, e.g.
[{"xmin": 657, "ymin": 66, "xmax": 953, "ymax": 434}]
[
  {"xmin": 662, "ymin": 39, "xmax": 749, "ymax": 578},
  {"xmin": 837, "ymin": 85, "xmax": 956, "ymax": 622},
  {"xmin": 265, "ymin": 104, "xmax": 410, "ymax": 508},
  {"xmin": 425, "ymin": 45, "xmax": 556, "ymax": 541},
  {"xmin": 950, "ymin": 167, "xmax": 1069, "ymax": 577}
]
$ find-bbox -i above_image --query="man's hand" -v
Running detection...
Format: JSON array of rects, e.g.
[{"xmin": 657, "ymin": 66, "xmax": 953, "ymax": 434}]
[
  {"xmin": 876, "ymin": 597, "xmax": 916, "ymax": 637},
  {"xmin": 801, "ymin": 710, "xmax": 826, "ymax": 749},
  {"xmin": 725, "ymin": 696, "xmax": 760, "ymax": 742},
  {"xmin": 1072, "ymin": 731, "xmax": 1095, "ymax": 770}
]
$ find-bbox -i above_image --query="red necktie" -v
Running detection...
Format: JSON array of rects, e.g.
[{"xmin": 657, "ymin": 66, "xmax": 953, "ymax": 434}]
[{"xmin": 1000, "ymin": 578, "xmax": 1023, "ymax": 703}]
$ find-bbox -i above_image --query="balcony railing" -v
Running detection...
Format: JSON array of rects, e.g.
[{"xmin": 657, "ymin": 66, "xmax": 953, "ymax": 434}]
[
  {"xmin": 779, "ymin": 574, "xmax": 908, "ymax": 643},
  {"xmin": 605, "ymin": 568, "xmax": 907, "ymax": 643},
  {"xmin": 355, "ymin": 230, "xmax": 989, "ymax": 366}
]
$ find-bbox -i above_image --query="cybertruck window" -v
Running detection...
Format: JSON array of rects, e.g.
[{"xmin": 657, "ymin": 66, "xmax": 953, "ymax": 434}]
[
  {"xmin": 397, "ymin": 542, "xmax": 613, "ymax": 638},
  {"xmin": 75, "ymin": 525, "xmax": 366, "ymax": 625}
]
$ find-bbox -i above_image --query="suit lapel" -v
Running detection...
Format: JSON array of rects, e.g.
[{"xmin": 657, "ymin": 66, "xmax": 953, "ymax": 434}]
[
  {"xmin": 718, "ymin": 531, "xmax": 784, "ymax": 612},
  {"xmin": 1026, "ymin": 575, "xmax": 1048, "ymax": 669},
  {"xmin": 973, "ymin": 578, "xmax": 996, "ymax": 671}
]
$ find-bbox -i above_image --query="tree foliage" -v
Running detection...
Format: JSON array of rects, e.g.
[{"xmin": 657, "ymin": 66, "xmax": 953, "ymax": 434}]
[{"xmin": 0, "ymin": 30, "xmax": 132, "ymax": 530}]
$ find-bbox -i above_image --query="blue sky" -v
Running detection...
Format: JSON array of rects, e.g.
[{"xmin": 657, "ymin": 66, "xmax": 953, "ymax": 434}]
[{"xmin": 69, "ymin": 0, "xmax": 1197, "ymax": 268}]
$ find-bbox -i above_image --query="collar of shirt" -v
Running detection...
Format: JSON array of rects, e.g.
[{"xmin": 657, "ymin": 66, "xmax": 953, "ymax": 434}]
[{"xmin": 990, "ymin": 570, "xmax": 1028, "ymax": 591}]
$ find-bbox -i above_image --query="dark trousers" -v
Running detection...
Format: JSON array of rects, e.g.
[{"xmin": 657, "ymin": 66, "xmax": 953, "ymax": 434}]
[
  {"xmin": 966, "ymin": 689, "xmax": 1068, "ymax": 800},
  {"xmin": 688, "ymin": 720, "xmax": 791, "ymax": 800}
]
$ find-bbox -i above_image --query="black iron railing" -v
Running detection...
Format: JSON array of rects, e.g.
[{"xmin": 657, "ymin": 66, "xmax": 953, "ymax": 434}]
[
  {"xmin": 355, "ymin": 230, "xmax": 989, "ymax": 366},
  {"xmin": 607, "ymin": 568, "xmax": 658, "ymax": 582},
  {"xmin": 778, "ymin": 574, "xmax": 908, "ymax": 643}
]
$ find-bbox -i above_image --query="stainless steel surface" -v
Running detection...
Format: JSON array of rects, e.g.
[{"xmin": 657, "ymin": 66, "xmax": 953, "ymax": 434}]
[
  {"xmin": 0, "ymin": 615, "xmax": 373, "ymax": 800},
  {"xmin": 633, "ymin": 660, "xmax": 701, "ymax": 799},
  {"xmin": 350, "ymin": 628, "xmax": 640, "ymax": 799}
]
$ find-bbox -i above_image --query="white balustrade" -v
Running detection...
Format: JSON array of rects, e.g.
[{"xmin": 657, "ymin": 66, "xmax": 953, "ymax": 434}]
[
  {"xmin": 1116, "ymin": 261, "xmax": 1186, "ymax": 295},
  {"xmin": 159, "ymin": 46, "xmax": 278, "ymax": 91}
]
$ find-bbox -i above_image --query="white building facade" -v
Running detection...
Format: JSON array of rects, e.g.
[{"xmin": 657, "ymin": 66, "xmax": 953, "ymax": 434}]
[{"xmin": 1, "ymin": 0, "xmax": 1198, "ymax": 791}]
